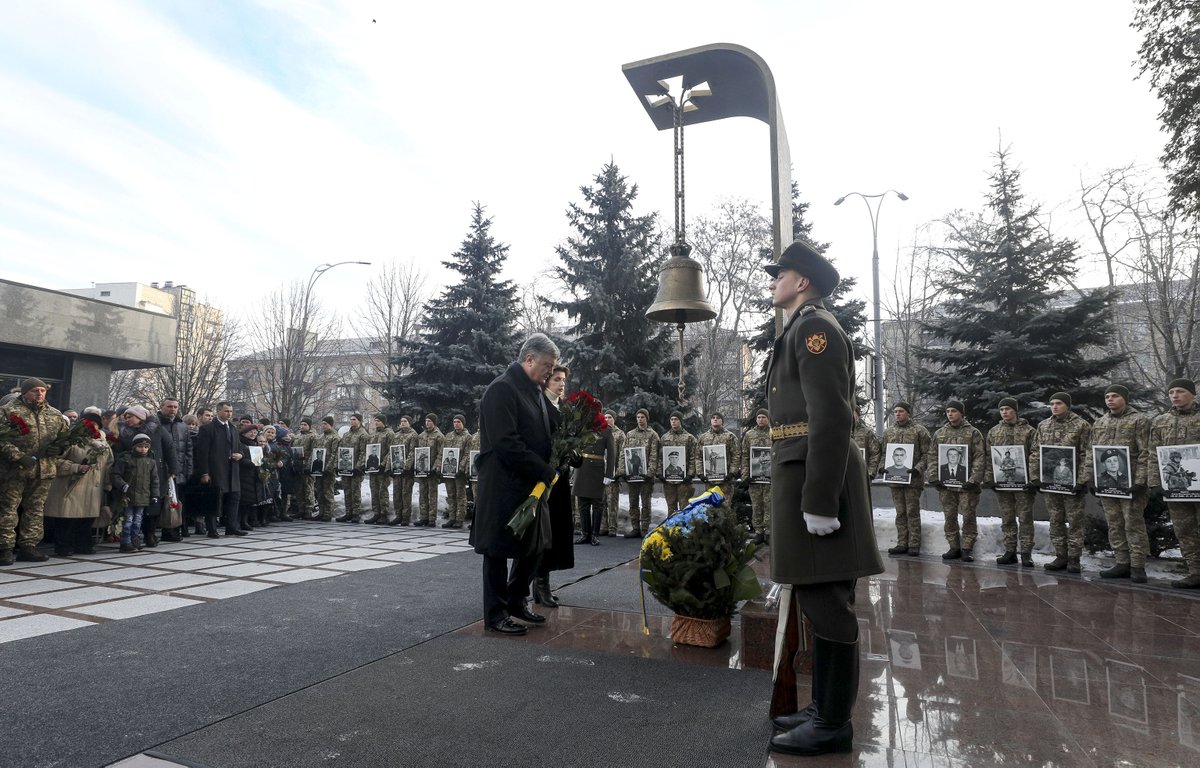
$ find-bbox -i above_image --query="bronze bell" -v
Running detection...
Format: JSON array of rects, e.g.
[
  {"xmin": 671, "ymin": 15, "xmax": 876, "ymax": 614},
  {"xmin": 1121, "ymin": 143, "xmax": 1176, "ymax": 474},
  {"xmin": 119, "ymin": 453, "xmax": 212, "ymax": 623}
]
[{"xmin": 646, "ymin": 242, "xmax": 717, "ymax": 324}]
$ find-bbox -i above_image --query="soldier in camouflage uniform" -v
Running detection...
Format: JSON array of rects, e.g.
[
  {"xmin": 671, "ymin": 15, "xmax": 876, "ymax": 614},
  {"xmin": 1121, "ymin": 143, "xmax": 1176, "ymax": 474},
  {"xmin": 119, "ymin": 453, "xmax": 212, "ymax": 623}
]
[
  {"xmin": 698, "ymin": 412, "xmax": 741, "ymax": 502},
  {"xmin": 0, "ymin": 378, "xmax": 68, "ymax": 564},
  {"xmin": 465, "ymin": 427, "xmax": 480, "ymax": 525},
  {"xmin": 850, "ymin": 413, "xmax": 881, "ymax": 481},
  {"xmin": 660, "ymin": 411, "xmax": 699, "ymax": 514},
  {"xmin": 366, "ymin": 415, "xmax": 393, "ymax": 524},
  {"xmin": 1092, "ymin": 385, "xmax": 1151, "ymax": 583},
  {"xmin": 415, "ymin": 414, "xmax": 444, "ymax": 526},
  {"xmin": 928, "ymin": 400, "xmax": 986, "ymax": 562},
  {"xmin": 985, "ymin": 397, "xmax": 1037, "ymax": 567},
  {"xmin": 314, "ymin": 417, "xmax": 340, "ymax": 521},
  {"xmin": 441, "ymin": 414, "xmax": 471, "ymax": 529},
  {"xmin": 1148, "ymin": 378, "xmax": 1200, "ymax": 589},
  {"xmin": 1030, "ymin": 392, "xmax": 1093, "ymax": 574},
  {"xmin": 601, "ymin": 409, "xmax": 624, "ymax": 536},
  {"xmin": 742, "ymin": 408, "xmax": 772, "ymax": 542},
  {"xmin": 622, "ymin": 408, "xmax": 658, "ymax": 538},
  {"xmin": 335, "ymin": 414, "xmax": 368, "ymax": 523},
  {"xmin": 295, "ymin": 418, "xmax": 319, "ymax": 519},
  {"xmin": 389, "ymin": 416, "xmax": 418, "ymax": 525},
  {"xmin": 882, "ymin": 402, "xmax": 931, "ymax": 556}
]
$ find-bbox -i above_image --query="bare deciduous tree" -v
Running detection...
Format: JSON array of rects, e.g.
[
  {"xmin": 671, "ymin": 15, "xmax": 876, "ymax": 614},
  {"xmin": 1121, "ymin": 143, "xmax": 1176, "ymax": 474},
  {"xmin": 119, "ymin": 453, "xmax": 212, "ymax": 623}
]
[
  {"xmin": 514, "ymin": 270, "xmax": 565, "ymax": 337},
  {"xmin": 349, "ymin": 260, "xmax": 428, "ymax": 401},
  {"xmin": 880, "ymin": 231, "xmax": 945, "ymax": 417}
]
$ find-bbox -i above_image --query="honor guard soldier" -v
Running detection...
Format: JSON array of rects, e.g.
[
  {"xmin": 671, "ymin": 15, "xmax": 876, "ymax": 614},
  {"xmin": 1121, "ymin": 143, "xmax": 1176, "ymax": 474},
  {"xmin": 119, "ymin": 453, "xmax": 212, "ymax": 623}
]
[
  {"xmin": 441, "ymin": 414, "xmax": 471, "ymax": 529},
  {"xmin": 927, "ymin": 401, "xmax": 986, "ymax": 562},
  {"xmin": 415, "ymin": 414, "xmax": 444, "ymax": 526},
  {"xmin": 698, "ymin": 412, "xmax": 740, "ymax": 501},
  {"xmin": 660, "ymin": 411, "xmax": 698, "ymax": 514},
  {"xmin": 1148, "ymin": 378, "xmax": 1200, "ymax": 588},
  {"xmin": 295, "ymin": 417, "xmax": 319, "ymax": 519},
  {"xmin": 0, "ymin": 378, "xmax": 68, "ymax": 565},
  {"xmin": 986, "ymin": 397, "xmax": 1037, "ymax": 567},
  {"xmin": 314, "ymin": 417, "xmax": 340, "ymax": 522},
  {"xmin": 850, "ymin": 413, "xmax": 881, "ymax": 482},
  {"xmin": 390, "ymin": 416, "xmax": 418, "ymax": 525},
  {"xmin": 1092, "ymin": 385, "xmax": 1151, "ymax": 582},
  {"xmin": 1030, "ymin": 392, "xmax": 1093, "ymax": 573},
  {"xmin": 336, "ymin": 414, "xmax": 368, "ymax": 523},
  {"xmin": 601, "ymin": 409, "xmax": 624, "ymax": 536},
  {"xmin": 742, "ymin": 409, "xmax": 772, "ymax": 543},
  {"xmin": 367, "ymin": 415, "xmax": 394, "ymax": 524},
  {"xmin": 763, "ymin": 241, "xmax": 883, "ymax": 756},
  {"xmin": 621, "ymin": 408, "xmax": 659, "ymax": 538},
  {"xmin": 882, "ymin": 402, "xmax": 931, "ymax": 556}
]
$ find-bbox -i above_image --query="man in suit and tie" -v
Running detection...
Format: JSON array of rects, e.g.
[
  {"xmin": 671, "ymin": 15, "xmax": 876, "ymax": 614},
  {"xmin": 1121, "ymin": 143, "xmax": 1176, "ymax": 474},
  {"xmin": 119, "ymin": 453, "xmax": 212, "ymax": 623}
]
[
  {"xmin": 939, "ymin": 447, "xmax": 968, "ymax": 485},
  {"xmin": 192, "ymin": 401, "xmax": 247, "ymax": 537}
]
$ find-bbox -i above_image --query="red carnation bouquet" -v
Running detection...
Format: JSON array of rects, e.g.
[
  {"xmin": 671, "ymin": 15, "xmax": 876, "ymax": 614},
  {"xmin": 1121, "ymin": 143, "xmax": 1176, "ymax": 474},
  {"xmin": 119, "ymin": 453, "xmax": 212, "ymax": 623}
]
[
  {"xmin": 1, "ymin": 413, "xmax": 32, "ymax": 443},
  {"xmin": 508, "ymin": 390, "xmax": 608, "ymax": 539},
  {"xmin": 44, "ymin": 418, "xmax": 103, "ymax": 459}
]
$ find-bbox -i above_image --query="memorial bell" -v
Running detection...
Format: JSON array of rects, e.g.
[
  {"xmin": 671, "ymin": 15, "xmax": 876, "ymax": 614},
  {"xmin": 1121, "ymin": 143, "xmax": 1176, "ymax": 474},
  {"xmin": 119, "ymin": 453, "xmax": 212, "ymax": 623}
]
[{"xmin": 646, "ymin": 242, "xmax": 715, "ymax": 324}]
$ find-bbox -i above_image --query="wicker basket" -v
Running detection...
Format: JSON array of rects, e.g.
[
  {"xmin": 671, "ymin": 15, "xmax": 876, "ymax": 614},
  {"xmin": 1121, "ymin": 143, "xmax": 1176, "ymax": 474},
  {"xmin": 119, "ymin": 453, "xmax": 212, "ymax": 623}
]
[{"xmin": 670, "ymin": 614, "xmax": 732, "ymax": 648}]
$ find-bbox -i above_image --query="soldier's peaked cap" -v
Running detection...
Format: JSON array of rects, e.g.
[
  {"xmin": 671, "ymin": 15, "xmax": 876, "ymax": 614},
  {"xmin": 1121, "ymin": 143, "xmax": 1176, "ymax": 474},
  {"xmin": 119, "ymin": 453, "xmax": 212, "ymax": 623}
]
[{"xmin": 764, "ymin": 240, "xmax": 840, "ymax": 297}]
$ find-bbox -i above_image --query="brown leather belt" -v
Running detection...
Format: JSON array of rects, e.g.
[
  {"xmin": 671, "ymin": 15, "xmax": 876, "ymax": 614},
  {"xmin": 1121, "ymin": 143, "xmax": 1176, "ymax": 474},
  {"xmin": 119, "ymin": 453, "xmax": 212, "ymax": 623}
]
[
  {"xmin": 769, "ymin": 422, "xmax": 809, "ymax": 440},
  {"xmin": 581, "ymin": 453, "xmax": 603, "ymax": 460}
]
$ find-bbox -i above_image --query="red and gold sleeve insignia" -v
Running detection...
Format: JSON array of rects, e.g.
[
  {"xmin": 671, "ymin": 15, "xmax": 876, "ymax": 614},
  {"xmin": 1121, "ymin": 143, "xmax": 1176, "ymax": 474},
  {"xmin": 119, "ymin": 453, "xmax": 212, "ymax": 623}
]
[{"xmin": 805, "ymin": 332, "xmax": 828, "ymax": 354}]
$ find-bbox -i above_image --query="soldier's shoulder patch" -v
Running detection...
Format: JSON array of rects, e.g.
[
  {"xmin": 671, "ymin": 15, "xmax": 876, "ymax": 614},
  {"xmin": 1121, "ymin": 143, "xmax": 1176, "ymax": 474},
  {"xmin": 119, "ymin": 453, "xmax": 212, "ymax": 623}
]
[{"xmin": 805, "ymin": 332, "xmax": 828, "ymax": 354}]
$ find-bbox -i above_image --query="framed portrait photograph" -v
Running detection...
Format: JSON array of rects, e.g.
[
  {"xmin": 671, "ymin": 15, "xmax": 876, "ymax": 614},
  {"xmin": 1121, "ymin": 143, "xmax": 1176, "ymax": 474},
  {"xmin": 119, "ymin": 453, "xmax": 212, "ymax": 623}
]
[
  {"xmin": 1158, "ymin": 444, "xmax": 1200, "ymax": 502},
  {"xmin": 309, "ymin": 448, "xmax": 327, "ymax": 476},
  {"xmin": 468, "ymin": 450, "xmax": 479, "ymax": 481},
  {"xmin": 887, "ymin": 629, "xmax": 922, "ymax": 670},
  {"xmin": 364, "ymin": 443, "xmax": 382, "ymax": 474},
  {"xmin": 1001, "ymin": 641, "xmax": 1036, "ymax": 690},
  {"xmin": 389, "ymin": 444, "xmax": 405, "ymax": 476},
  {"xmin": 990, "ymin": 445, "xmax": 1028, "ymax": 491},
  {"xmin": 290, "ymin": 446, "xmax": 305, "ymax": 461},
  {"xmin": 1106, "ymin": 658, "xmax": 1149, "ymax": 727},
  {"xmin": 624, "ymin": 447, "xmax": 646, "ymax": 482},
  {"xmin": 883, "ymin": 443, "xmax": 915, "ymax": 484},
  {"xmin": 337, "ymin": 446, "xmax": 355, "ymax": 476},
  {"xmin": 662, "ymin": 447, "xmax": 686, "ymax": 483},
  {"xmin": 937, "ymin": 444, "xmax": 968, "ymax": 487},
  {"xmin": 749, "ymin": 446, "xmax": 772, "ymax": 483},
  {"xmin": 1039, "ymin": 445, "xmax": 1077, "ymax": 494},
  {"xmin": 248, "ymin": 445, "xmax": 263, "ymax": 467},
  {"xmin": 702, "ymin": 444, "xmax": 727, "ymax": 481},
  {"xmin": 441, "ymin": 447, "xmax": 460, "ymax": 477},
  {"xmin": 1093, "ymin": 445, "xmax": 1133, "ymax": 499},
  {"xmin": 946, "ymin": 636, "xmax": 979, "ymax": 680},
  {"xmin": 1049, "ymin": 646, "xmax": 1090, "ymax": 704},
  {"xmin": 413, "ymin": 446, "xmax": 431, "ymax": 478},
  {"xmin": 1179, "ymin": 673, "xmax": 1200, "ymax": 752}
]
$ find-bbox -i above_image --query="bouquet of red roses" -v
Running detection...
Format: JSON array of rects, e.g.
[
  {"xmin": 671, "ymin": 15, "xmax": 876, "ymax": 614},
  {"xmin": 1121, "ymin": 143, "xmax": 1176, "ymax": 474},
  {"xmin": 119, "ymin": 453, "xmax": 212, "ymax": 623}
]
[
  {"xmin": 0, "ymin": 413, "xmax": 32, "ymax": 444},
  {"xmin": 43, "ymin": 418, "xmax": 103, "ymax": 459}
]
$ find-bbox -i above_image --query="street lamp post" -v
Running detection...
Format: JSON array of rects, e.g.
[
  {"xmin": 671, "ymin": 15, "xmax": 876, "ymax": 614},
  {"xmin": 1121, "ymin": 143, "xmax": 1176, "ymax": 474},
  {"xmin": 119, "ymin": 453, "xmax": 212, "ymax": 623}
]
[
  {"xmin": 289, "ymin": 260, "xmax": 370, "ymax": 420},
  {"xmin": 834, "ymin": 190, "xmax": 907, "ymax": 439}
]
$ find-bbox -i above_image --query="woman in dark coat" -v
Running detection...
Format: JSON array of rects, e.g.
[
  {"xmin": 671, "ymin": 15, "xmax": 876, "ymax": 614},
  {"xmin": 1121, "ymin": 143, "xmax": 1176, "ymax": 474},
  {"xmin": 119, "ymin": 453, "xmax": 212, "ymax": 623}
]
[
  {"xmin": 236, "ymin": 424, "xmax": 266, "ymax": 529},
  {"xmin": 533, "ymin": 364, "xmax": 573, "ymax": 607},
  {"xmin": 119, "ymin": 405, "xmax": 177, "ymax": 548}
]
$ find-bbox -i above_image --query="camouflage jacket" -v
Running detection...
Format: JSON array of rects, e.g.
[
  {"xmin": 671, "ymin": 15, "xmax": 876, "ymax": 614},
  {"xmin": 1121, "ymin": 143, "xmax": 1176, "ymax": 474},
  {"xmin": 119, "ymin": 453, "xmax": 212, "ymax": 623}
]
[
  {"xmin": 1031, "ymin": 411, "xmax": 1093, "ymax": 485},
  {"xmin": 315, "ymin": 430, "xmax": 340, "ymax": 476},
  {"xmin": 0, "ymin": 396, "xmax": 68, "ymax": 481},
  {"xmin": 698, "ymin": 427, "xmax": 740, "ymax": 481},
  {"xmin": 928, "ymin": 419, "xmax": 987, "ymax": 485},
  {"xmin": 660, "ymin": 427, "xmax": 698, "ymax": 481},
  {"xmin": 441, "ymin": 428, "xmax": 471, "ymax": 478},
  {"xmin": 294, "ymin": 429, "xmax": 319, "ymax": 462},
  {"xmin": 985, "ymin": 418, "xmax": 1036, "ymax": 484},
  {"xmin": 851, "ymin": 425, "xmax": 882, "ymax": 476},
  {"xmin": 741, "ymin": 425, "xmax": 772, "ymax": 479},
  {"xmin": 621, "ymin": 426, "xmax": 659, "ymax": 478},
  {"xmin": 339, "ymin": 425, "xmax": 368, "ymax": 472},
  {"xmin": 417, "ymin": 427, "xmax": 445, "ymax": 474},
  {"xmin": 882, "ymin": 420, "xmax": 932, "ymax": 487},
  {"xmin": 365, "ymin": 427, "xmax": 393, "ymax": 473},
  {"xmin": 1092, "ymin": 406, "xmax": 1151, "ymax": 487},
  {"xmin": 609, "ymin": 427, "xmax": 626, "ymax": 479},
  {"xmin": 1148, "ymin": 404, "xmax": 1200, "ymax": 489},
  {"xmin": 392, "ymin": 426, "xmax": 418, "ymax": 473}
]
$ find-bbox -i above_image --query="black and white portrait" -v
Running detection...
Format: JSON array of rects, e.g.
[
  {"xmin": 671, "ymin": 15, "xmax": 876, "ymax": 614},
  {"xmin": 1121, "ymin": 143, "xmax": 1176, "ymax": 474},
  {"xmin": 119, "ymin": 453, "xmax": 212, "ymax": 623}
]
[
  {"xmin": 337, "ymin": 447, "xmax": 355, "ymax": 476},
  {"xmin": 468, "ymin": 450, "xmax": 479, "ymax": 481},
  {"xmin": 413, "ymin": 447, "xmax": 431, "ymax": 478},
  {"xmin": 1001, "ymin": 641, "xmax": 1036, "ymax": 690},
  {"xmin": 624, "ymin": 447, "xmax": 646, "ymax": 482},
  {"xmin": 946, "ymin": 636, "xmax": 978, "ymax": 680},
  {"xmin": 662, "ymin": 447, "xmax": 686, "ymax": 483},
  {"xmin": 364, "ymin": 443, "xmax": 382, "ymax": 473},
  {"xmin": 938, "ymin": 444, "xmax": 968, "ymax": 486},
  {"xmin": 883, "ymin": 443, "xmax": 915, "ymax": 484},
  {"xmin": 1158, "ymin": 444, "xmax": 1200, "ymax": 501},
  {"xmin": 390, "ymin": 444, "xmax": 405, "ymax": 475},
  {"xmin": 1093, "ymin": 445, "xmax": 1132, "ymax": 499},
  {"xmin": 991, "ymin": 445, "xmax": 1028, "ymax": 491},
  {"xmin": 248, "ymin": 445, "xmax": 263, "ymax": 467},
  {"xmin": 702, "ymin": 444, "xmax": 727, "ymax": 481},
  {"xmin": 1040, "ymin": 445, "xmax": 1077, "ymax": 494},
  {"xmin": 749, "ymin": 446, "xmax": 772, "ymax": 483},
  {"xmin": 1049, "ymin": 646, "xmax": 1090, "ymax": 704},
  {"xmin": 1106, "ymin": 658, "xmax": 1148, "ymax": 726},
  {"xmin": 442, "ymin": 447, "xmax": 460, "ymax": 476},
  {"xmin": 309, "ymin": 448, "xmax": 326, "ymax": 476},
  {"xmin": 887, "ymin": 629, "xmax": 922, "ymax": 670}
]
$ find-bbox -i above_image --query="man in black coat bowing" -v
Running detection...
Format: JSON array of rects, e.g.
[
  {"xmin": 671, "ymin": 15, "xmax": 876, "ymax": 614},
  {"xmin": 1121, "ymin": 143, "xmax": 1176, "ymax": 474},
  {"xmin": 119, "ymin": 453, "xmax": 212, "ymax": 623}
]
[{"xmin": 470, "ymin": 333, "xmax": 559, "ymax": 635}]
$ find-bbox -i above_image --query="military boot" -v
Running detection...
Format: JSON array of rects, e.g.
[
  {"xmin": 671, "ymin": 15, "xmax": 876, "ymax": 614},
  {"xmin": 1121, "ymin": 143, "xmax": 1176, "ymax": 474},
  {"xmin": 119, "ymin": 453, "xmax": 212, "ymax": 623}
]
[
  {"xmin": 1131, "ymin": 567, "xmax": 1147, "ymax": 584},
  {"xmin": 1020, "ymin": 552, "xmax": 1034, "ymax": 567},
  {"xmin": 961, "ymin": 548, "xmax": 974, "ymax": 563},
  {"xmin": 1044, "ymin": 553, "xmax": 1068, "ymax": 571},
  {"xmin": 1066, "ymin": 556, "xmax": 1082, "ymax": 574},
  {"xmin": 1100, "ymin": 562, "xmax": 1131, "ymax": 579},
  {"xmin": 769, "ymin": 635, "xmax": 857, "ymax": 755},
  {"xmin": 15, "ymin": 546, "xmax": 48, "ymax": 562},
  {"xmin": 1171, "ymin": 574, "xmax": 1200, "ymax": 589},
  {"xmin": 941, "ymin": 547, "xmax": 961, "ymax": 561},
  {"xmin": 0, "ymin": 548, "xmax": 14, "ymax": 566},
  {"xmin": 887, "ymin": 544, "xmax": 908, "ymax": 555},
  {"xmin": 996, "ymin": 550, "xmax": 1018, "ymax": 566}
]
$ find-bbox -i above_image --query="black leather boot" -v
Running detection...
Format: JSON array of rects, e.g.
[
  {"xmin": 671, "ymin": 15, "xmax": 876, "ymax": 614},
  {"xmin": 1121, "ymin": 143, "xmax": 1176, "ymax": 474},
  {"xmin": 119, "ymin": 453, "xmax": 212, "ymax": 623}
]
[
  {"xmin": 532, "ymin": 576, "xmax": 559, "ymax": 608},
  {"xmin": 770, "ymin": 635, "xmax": 857, "ymax": 755}
]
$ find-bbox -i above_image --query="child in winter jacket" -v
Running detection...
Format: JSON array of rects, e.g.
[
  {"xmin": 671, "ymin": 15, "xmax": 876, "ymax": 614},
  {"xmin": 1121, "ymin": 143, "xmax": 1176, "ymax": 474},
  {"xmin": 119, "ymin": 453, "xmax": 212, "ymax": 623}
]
[{"xmin": 110, "ymin": 434, "xmax": 160, "ymax": 551}]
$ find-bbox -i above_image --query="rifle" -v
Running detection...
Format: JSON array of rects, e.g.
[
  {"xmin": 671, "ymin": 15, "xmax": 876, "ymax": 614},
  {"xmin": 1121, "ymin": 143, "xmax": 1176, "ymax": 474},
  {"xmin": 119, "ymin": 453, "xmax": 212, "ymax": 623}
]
[{"xmin": 769, "ymin": 584, "xmax": 802, "ymax": 718}]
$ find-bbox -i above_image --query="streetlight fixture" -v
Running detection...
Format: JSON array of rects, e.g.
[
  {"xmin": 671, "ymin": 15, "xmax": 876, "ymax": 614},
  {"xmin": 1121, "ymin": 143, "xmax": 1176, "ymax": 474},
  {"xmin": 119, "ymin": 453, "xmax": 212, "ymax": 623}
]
[
  {"xmin": 834, "ymin": 190, "xmax": 907, "ymax": 439},
  {"xmin": 289, "ymin": 260, "xmax": 371, "ymax": 420}
]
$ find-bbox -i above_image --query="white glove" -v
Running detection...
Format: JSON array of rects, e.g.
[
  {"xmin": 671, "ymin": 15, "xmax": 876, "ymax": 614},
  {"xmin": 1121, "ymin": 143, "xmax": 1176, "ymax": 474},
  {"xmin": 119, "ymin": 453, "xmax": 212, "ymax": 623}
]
[
  {"xmin": 804, "ymin": 513, "xmax": 840, "ymax": 536},
  {"xmin": 603, "ymin": 477, "xmax": 613, "ymax": 486}
]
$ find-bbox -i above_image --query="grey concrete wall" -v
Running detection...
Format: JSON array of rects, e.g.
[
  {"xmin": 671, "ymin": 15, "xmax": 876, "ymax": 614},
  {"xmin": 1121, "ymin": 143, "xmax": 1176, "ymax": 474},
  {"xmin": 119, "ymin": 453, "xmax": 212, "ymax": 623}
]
[{"xmin": 68, "ymin": 356, "xmax": 115, "ymax": 410}]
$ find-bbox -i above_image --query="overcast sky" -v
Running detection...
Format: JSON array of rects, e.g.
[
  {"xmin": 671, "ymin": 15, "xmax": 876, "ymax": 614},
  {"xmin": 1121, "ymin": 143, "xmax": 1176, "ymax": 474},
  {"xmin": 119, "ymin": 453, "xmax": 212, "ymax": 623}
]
[{"xmin": 0, "ymin": 0, "xmax": 1166, "ymax": 326}]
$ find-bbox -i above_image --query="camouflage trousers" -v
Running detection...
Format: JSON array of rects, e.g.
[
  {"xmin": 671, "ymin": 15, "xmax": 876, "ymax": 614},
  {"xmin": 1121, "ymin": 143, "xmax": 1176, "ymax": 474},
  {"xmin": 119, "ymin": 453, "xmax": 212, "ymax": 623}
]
[
  {"xmin": 996, "ymin": 490, "xmax": 1036, "ymax": 555},
  {"xmin": 1167, "ymin": 502, "xmax": 1200, "ymax": 575},
  {"xmin": 662, "ymin": 482, "xmax": 690, "ymax": 515},
  {"xmin": 369, "ymin": 473, "xmax": 390, "ymax": 518},
  {"xmin": 749, "ymin": 483, "xmax": 772, "ymax": 532},
  {"xmin": 342, "ymin": 474, "xmax": 363, "ymax": 519},
  {"xmin": 626, "ymin": 481, "xmax": 653, "ymax": 535},
  {"xmin": 445, "ymin": 477, "xmax": 468, "ymax": 523},
  {"xmin": 1044, "ymin": 492, "xmax": 1085, "ymax": 558},
  {"xmin": 392, "ymin": 475, "xmax": 414, "ymax": 522},
  {"xmin": 938, "ymin": 489, "xmax": 980, "ymax": 551},
  {"xmin": 0, "ymin": 475, "xmax": 50, "ymax": 550},
  {"xmin": 601, "ymin": 482, "xmax": 622, "ymax": 534},
  {"xmin": 1099, "ymin": 495, "xmax": 1150, "ymax": 568},
  {"xmin": 418, "ymin": 477, "xmax": 440, "ymax": 522},
  {"xmin": 300, "ymin": 475, "xmax": 315, "ymax": 512},
  {"xmin": 315, "ymin": 475, "xmax": 336, "ymax": 519},
  {"xmin": 890, "ymin": 486, "xmax": 922, "ymax": 551}
]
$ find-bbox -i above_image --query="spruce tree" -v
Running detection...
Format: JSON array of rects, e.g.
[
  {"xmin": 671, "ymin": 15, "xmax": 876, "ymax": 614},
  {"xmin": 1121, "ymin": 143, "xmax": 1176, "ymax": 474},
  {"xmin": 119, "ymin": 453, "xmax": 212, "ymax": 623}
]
[
  {"xmin": 384, "ymin": 203, "xmax": 520, "ymax": 421},
  {"xmin": 913, "ymin": 147, "xmax": 1125, "ymax": 424},
  {"xmin": 552, "ymin": 162, "xmax": 682, "ymax": 424}
]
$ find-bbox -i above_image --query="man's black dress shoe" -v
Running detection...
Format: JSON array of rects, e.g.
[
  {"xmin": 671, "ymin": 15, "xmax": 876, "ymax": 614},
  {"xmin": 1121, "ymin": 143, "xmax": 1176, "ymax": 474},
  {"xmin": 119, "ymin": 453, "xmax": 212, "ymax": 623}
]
[
  {"xmin": 512, "ymin": 605, "xmax": 546, "ymax": 624},
  {"xmin": 485, "ymin": 618, "xmax": 528, "ymax": 635}
]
